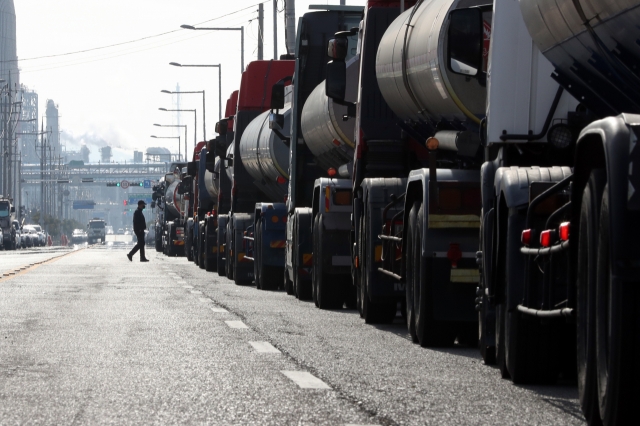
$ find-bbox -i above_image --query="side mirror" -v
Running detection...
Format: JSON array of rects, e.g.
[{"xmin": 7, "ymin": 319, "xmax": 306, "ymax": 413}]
[
  {"xmin": 226, "ymin": 155, "xmax": 234, "ymax": 168},
  {"xmin": 270, "ymin": 81, "xmax": 285, "ymax": 110},
  {"xmin": 216, "ymin": 119, "xmax": 228, "ymax": 136},
  {"xmin": 10, "ymin": 206, "xmax": 15, "ymax": 213},
  {"xmin": 269, "ymin": 112, "xmax": 284, "ymax": 131},
  {"xmin": 327, "ymin": 36, "xmax": 348, "ymax": 60},
  {"xmin": 447, "ymin": 8, "xmax": 483, "ymax": 77},
  {"xmin": 151, "ymin": 201, "xmax": 156, "ymax": 209},
  {"xmin": 326, "ymin": 60, "xmax": 347, "ymax": 101}
]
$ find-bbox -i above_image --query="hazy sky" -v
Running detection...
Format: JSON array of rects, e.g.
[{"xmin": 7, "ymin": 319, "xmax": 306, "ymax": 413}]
[{"xmin": 15, "ymin": 0, "xmax": 366, "ymax": 162}]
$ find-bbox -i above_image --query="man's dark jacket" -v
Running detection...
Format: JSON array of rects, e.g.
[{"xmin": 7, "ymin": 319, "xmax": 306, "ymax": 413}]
[{"xmin": 133, "ymin": 208, "xmax": 146, "ymax": 234}]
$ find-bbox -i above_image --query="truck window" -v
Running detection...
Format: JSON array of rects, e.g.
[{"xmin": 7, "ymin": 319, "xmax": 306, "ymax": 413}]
[
  {"xmin": 89, "ymin": 222, "xmax": 105, "ymax": 228},
  {"xmin": 0, "ymin": 201, "xmax": 9, "ymax": 217}
]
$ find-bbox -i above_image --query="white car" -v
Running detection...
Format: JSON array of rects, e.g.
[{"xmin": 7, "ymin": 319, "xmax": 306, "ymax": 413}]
[{"xmin": 32, "ymin": 225, "xmax": 46, "ymax": 246}]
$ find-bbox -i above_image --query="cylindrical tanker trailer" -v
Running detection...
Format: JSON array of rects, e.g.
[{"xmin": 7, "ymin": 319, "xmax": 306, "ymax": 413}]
[
  {"xmin": 203, "ymin": 157, "xmax": 221, "ymax": 201},
  {"xmin": 239, "ymin": 103, "xmax": 292, "ymax": 201},
  {"xmin": 301, "ymin": 57, "xmax": 359, "ymax": 174}
]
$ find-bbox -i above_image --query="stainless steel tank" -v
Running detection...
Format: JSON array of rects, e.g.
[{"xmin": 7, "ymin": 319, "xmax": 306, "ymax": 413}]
[
  {"xmin": 519, "ymin": 0, "xmax": 640, "ymax": 115},
  {"xmin": 301, "ymin": 56, "xmax": 360, "ymax": 172},
  {"xmin": 203, "ymin": 156, "xmax": 221, "ymax": 199},
  {"xmin": 238, "ymin": 103, "xmax": 292, "ymax": 201},
  {"xmin": 164, "ymin": 180, "xmax": 183, "ymax": 218},
  {"xmin": 224, "ymin": 144, "xmax": 234, "ymax": 181},
  {"xmin": 375, "ymin": 0, "xmax": 486, "ymax": 124}
]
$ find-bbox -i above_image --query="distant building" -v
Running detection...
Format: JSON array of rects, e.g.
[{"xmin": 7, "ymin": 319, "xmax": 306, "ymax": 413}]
[
  {"xmin": 0, "ymin": 0, "xmax": 18, "ymax": 84},
  {"xmin": 100, "ymin": 146, "xmax": 112, "ymax": 163},
  {"xmin": 146, "ymin": 147, "xmax": 172, "ymax": 163},
  {"xmin": 46, "ymin": 100, "xmax": 60, "ymax": 153},
  {"xmin": 81, "ymin": 145, "xmax": 90, "ymax": 163},
  {"xmin": 19, "ymin": 86, "xmax": 38, "ymax": 164},
  {"xmin": 133, "ymin": 151, "xmax": 143, "ymax": 163}
]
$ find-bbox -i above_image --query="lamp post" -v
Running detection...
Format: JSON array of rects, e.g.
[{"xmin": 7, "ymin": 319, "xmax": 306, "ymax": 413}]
[
  {"xmin": 153, "ymin": 123, "xmax": 187, "ymax": 160},
  {"xmin": 169, "ymin": 62, "xmax": 222, "ymax": 122},
  {"xmin": 150, "ymin": 135, "xmax": 182, "ymax": 162},
  {"xmin": 180, "ymin": 25, "xmax": 244, "ymax": 73},
  {"xmin": 161, "ymin": 89, "xmax": 206, "ymax": 142},
  {"xmin": 159, "ymin": 108, "xmax": 197, "ymax": 151}
]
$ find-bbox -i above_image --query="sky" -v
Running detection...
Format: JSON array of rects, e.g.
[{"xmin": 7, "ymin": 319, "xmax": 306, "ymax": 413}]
[{"xmin": 15, "ymin": 0, "xmax": 367, "ymax": 163}]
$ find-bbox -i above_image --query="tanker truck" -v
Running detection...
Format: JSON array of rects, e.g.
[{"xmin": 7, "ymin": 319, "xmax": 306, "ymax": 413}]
[
  {"xmin": 182, "ymin": 141, "xmax": 208, "ymax": 265},
  {"xmin": 238, "ymin": 86, "xmax": 292, "ymax": 290},
  {"xmin": 267, "ymin": 5, "xmax": 364, "ymax": 300},
  {"xmin": 158, "ymin": 164, "xmax": 186, "ymax": 256},
  {"xmin": 223, "ymin": 60, "xmax": 294, "ymax": 285},
  {"xmin": 463, "ymin": 0, "xmax": 638, "ymax": 424}
]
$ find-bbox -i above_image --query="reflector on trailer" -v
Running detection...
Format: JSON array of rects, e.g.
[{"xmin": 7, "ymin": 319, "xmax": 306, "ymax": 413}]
[
  {"xmin": 540, "ymin": 230, "xmax": 553, "ymax": 247},
  {"xmin": 521, "ymin": 229, "xmax": 532, "ymax": 246}
]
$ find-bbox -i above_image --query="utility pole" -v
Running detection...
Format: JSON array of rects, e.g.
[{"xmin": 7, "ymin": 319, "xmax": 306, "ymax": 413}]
[
  {"xmin": 258, "ymin": 3, "xmax": 264, "ymax": 60},
  {"xmin": 273, "ymin": 1, "xmax": 278, "ymax": 59}
]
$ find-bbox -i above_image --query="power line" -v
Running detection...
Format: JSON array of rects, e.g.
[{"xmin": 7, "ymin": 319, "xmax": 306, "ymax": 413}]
[{"xmin": 4, "ymin": 1, "xmax": 271, "ymax": 64}]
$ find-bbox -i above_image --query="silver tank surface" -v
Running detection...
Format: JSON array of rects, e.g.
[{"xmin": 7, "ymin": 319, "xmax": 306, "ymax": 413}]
[
  {"xmin": 301, "ymin": 56, "xmax": 359, "ymax": 172},
  {"xmin": 238, "ymin": 103, "xmax": 292, "ymax": 201},
  {"xmin": 520, "ymin": 0, "xmax": 640, "ymax": 115},
  {"xmin": 376, "ymin": 0, "xmax": 486, "ymax": 125},
  {"xmin": 203, "ymin": 156, "xmax": 221, "ymax": 199},
  {"xmin": 224, "ymin": 144, "xmax": 234, "ymax": 181},
  {"xmin": 164, "ymin": 180, "xmax": 183, "ymax": 218}
]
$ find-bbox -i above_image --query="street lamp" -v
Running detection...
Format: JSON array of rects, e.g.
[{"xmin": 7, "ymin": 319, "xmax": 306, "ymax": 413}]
[
  {"xmin": 161, "ymin": 89, "xmax": 206, "ymax": 143},
  {"xmin": 150, "ymin": 135, "xmax": 182, "ymax": 162},
  {"xmin": 159, "ymin": 108, "xmax": 197, "ymax": 151},
  {"xmin": 180, "ymin": 25, "xmax": 244, "ymax": 73},
  {"xmin": 153, "ymin": 123, "xmax": 187, "ymax": 160},
  {"xmin": 170, "ymin": 62, "xmax": 222, "ymax": 122}
]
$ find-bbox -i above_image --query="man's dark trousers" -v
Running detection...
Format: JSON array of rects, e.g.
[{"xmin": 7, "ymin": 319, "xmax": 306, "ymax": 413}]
[{"xmin": 129, "ymin": 231, "xmax": 146, "ymax": 259}]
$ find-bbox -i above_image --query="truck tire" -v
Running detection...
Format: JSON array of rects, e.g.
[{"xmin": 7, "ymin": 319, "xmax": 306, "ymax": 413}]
[
  {"xmin": 595, "ymin": 183, "xmax": 640, "ymax": 425},
  {"xmin": 404, "ymin": 201, "xmax": 419, "ymax": 343},
  {"xmin": 360, "ymin": 212, "xmax": 396, "ymax": 324},
  {"xmin": 478, "ymin": 208, "xmax": 496, "ymax": 365},
  {"xmin": 254, "ymin": 219, "xmax": 263, "ymax": 290},
  {"xmin": 504, "ymin": 207, "xmax": 557, "ymax": 384},
  {"xmin": 577, "ymin": 170, "xmax": 605, "ymax": 424},
  {"xmin": 293, "ymin": 216, "xmax": 312, "ymax": 300},
  {"xmin": 413, "ymin": 202, "xmax": 455, "ymax": 347},
  {"xmin": 314, "ymin": 215, "xmax": 342, "ymax": 309},
  {"xmin": 284, "ymin": 268, "xmax": 294, "ymax": 295}
]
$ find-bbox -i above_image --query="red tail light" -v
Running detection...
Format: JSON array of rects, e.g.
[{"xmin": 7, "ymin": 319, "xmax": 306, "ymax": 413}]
[
  {"xmin": 521, "ymin": 229, "xmax": 532, "ymax": 246},
  {"xmin": 540, "ymin": 230, "xmax": 553, "ymax": 247},
  {"xmin": 559, "ymin": 222, "xmax": 570, "ymax": 241},
  {"xmin": 277, "ymin": 175, "xmax": 287, "ymax": 184},
  {"xmin": 327, "ymin": 168, "xmax": 337, "ymax": 177}
]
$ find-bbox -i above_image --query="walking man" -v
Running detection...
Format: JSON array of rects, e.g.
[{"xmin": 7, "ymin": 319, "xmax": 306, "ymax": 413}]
[{"xmin": 127, "ymin": 200, "xmax": 149, "ymax": 262}]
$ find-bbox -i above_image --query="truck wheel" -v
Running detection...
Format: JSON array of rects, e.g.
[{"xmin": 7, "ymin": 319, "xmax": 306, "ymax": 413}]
[
  {"xmin": 404, "ymin": 201, "xmax": 419, "ymax": 343},
  {"xmin": 504, "ymin": 208, "xmax": 557, "ymax": 384},
  {"xmin": 576, "ymin": 170, "xmax": 605, "ymax": 424},
  {"xmin": 413, "ymin": 202, "xmax": 455, "ymax": 347},
  {"xmin": 360, "ymin": 211, "xmax": 396, "ymax": 324},
  {"xmin": 255, "ymin": 219, "xmax": 263, "ymax": 290},
  {"xmin": 595, "ymin": 184, "xmax": 639, "ymax": 425},
  {"xmin": 293, "ymin": 217, "xmax": 312, "ymax": 300},
  {"xmin": 315, "ymin": 215, "xmax": 341, "ymax": 309},
  {"xmin": 284, "ymin": 268, "xmax": 294, "ymax": 295},
  {"xmin": 312, "ymin": 216, "xmax": 319, "ymax": 305}
]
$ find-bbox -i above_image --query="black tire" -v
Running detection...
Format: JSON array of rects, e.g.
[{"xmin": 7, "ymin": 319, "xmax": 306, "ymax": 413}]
[
  {"xmin": 414, "ymin": 202, "xmax": 455, "ymax": 347},
  {"xmin": 315, "ymin": 216, "xmax": 342, "ymax": 309},
  {"xmin": 217, "ymin": 232, "xmax": 226, "ymax": 277},
  {"xmin": 312, "ymin": 216, "xmax": 319, "ymax": 306},
  {"xmin": 293, "ymin": 218, "xmax": 312, "ymax": 300},
  {"xmin": 504, "ymin": 208, "xmax": 557, "ymax": 384},
  {"xmin": 360, "ymin": 210, "xmax": 396, "ymax": 324},
  {"xmin": 204, "ymin": 229, "xmax": 216, "ymax": 272},
  {"xmin": 284, "ymin": 267, "xmax": 294, "ymax": 295},
  {"xmin": 577, "ymin": 170, "xmax": 605, "ymax": 424},
  {"xmin": 404, "ymin": 201, "xmax": 419, "ymax": 343},
  {"xmin": 595, "ymin": 184, "xmax": 640, "ymax": 425},
  {"xmin": 226, "ymin": 225, "xmax": 234, "ymax": 280}
]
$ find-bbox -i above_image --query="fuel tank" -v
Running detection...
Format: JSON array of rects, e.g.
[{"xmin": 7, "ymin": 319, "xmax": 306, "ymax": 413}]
[
  {"xmin": 375, "ymin": 0, "xmax": 486, "ymax": 125},
  {"xmin": 164, "ymin": 180, "xmax": 183, "ymax": 218},
  {"xmin": 301, "ymin": 56, "xmax": 359, "ymax": 172},
  {"xmin": 238, "ymin": 103, "xmax": 291, "ymax": 202},
  {"xmin": 519, "ymin": 0, "xmax": 640, "ymax": 115},
  {"xmin": 203, "ymin": 156, "xmax": 221, "ymax": 200}
]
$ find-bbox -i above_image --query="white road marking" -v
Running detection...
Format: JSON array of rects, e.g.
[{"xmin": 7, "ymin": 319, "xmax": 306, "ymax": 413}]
[
  {"xmin": 190, "ymin": 290, "xmax": 202, "ymax": 295},
  {"xmin": 198, "ymin": 297, "xmax": 211, "ymax": 303},
  {"xmin": 281, "ymin": 371, "xmax": 331, "ymax": 389},
  {"xmin": 210, "ymin": 307, "xmax": 228, "ymax": 313},
  {"xmin": 249, "ymin": 341, "xmax": 281, "ymax": 353},
  {"xmin": 177, "ymin": 280, "xmax": 187, "ymax": 284},
  {"xmin": 182, "ymin": 285, "xmax": 193, "ymax": 289},
  {"xmin": 225, "ymin": 320, "xmax": 248, "ymax": 329}
]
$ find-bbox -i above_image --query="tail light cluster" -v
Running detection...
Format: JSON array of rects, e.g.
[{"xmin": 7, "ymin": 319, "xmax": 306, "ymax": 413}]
[{"xmin": 521, "ymin": 221, "xmax": 570, "ymax": 248}]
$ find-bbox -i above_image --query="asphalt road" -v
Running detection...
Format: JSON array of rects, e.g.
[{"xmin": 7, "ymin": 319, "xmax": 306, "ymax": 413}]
[{"xmin": 0, "ymin": 246, "xmax": 584, "ymax": 425}]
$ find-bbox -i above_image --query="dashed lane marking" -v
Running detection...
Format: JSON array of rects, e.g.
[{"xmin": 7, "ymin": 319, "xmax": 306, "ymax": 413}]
[
  {"xmin": 249, "ymin": 341, "xmax": 281, "ymax": 353},
  {"xmin": 198, "ymin": 297, "xmax": 211, "ymax": 303},
  {"xmin": 281, "ymin": 371, "xmax": 331, "ymax": 389},
  {"xmin": 190, "ymin": 290, "xmax": 202, "ymax": 295},
  {"xmin": 211, "ymin": 307, "xmax": 228, "ymax": 313},
  {"xmin": 225, "ymin": 320, "xmax": 248, "ymax": 329},
  {"xmin": 182, "ymin": 285, "xmax": 194, "ymax": 289},
  {"xmin": 177, "ymin": 280, "xmax": 187, "ymax": 284}
]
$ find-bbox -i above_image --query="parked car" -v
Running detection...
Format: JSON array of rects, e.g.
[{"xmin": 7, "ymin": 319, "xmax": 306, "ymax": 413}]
[
  {"xmin": 22, "ymin": 225, "xmax": 38, "ymax": 248},
  {"xmin": 11, "ymin": 220, "xmax": 22, "ymax": 249},
  {"xmin": 32, "ymin": 225, "xmax": 46, "ymax": 246},
  {"xmin": 70, "ymin": 229, "xmax": 88, "ymax": 245}
]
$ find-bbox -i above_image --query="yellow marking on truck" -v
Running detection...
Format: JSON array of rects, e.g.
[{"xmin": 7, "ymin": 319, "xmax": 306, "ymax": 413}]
[
  {"xmin": 270, "ymin": 240, "xmax": 286, "ymax": 248},
  {"xmin": 238, "ymin": 252, "xmax": 245, "ymax": 261},
  {"xmin": 303, "ymin": 253, "xmax": 313, "ymax": 266},
  {"xmin": 375, "ymin": 245, "xmax": 382, "ymax": 262},
  {"xmin": 428, "ymin": 214, "xmax": 480, "ymax": 229},
  {"xmin": 450, "ymin": 268, "xmax": 480, "ymax": 283},
  {"xmin": 211, "ymin": 246, "xmax": 218, "ymax": 253}
]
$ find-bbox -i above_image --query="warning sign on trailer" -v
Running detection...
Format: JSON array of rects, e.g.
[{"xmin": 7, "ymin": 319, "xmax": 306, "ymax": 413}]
[{"xmin": 120, "ymin": 180, "xmax": 130, "ymax": 189}]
